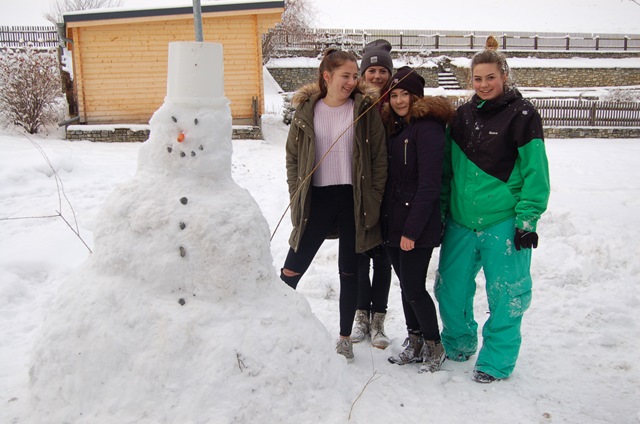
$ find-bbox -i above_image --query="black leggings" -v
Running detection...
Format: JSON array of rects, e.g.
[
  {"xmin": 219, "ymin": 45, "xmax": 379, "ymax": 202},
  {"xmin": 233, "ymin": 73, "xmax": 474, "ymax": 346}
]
[
  {"xmin": 356, "ymin": 251, "xmax": 392, "ymax": 313},
  {"xmin": 282, "ymin": 185, "xmax": 358, "ymax": 337},
  {"xmin": 386, "ymin": 246, "xmax": 440, "ymax": 341}
]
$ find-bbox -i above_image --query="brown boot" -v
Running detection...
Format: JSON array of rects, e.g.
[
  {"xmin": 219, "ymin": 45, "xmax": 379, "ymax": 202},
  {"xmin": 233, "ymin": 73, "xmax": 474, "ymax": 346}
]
[
  {"xmin": 351, "ymin": 309, "xmax": 370, "ymax": 343},
  {"xmin": 419, "ymin": 339, "xmax": 445, "ymax": 373},
  {"xmin": 388, "ymin": 333, "xmax": 423, "ymax": 365},
  {"xmin": 370, "ymin": 312, "xmax": 390, "ymax": 349}
]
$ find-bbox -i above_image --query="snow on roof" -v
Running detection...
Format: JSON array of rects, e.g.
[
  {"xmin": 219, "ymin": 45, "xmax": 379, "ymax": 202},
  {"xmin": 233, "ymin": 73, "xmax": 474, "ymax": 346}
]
[{"xmin": 63, "ymin": 0, "xmax": 284, "ymax": 23}]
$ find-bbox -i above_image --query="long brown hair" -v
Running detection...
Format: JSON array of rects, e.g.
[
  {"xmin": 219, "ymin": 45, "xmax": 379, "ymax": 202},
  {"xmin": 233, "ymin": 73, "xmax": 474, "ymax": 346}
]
[
  {"xmin": 382, "ymin": 93, "xmax": 419, "ymax": 134},
  {"xmin": 317, "ymin": 48, "xmax": 359, "ymax": 98}
]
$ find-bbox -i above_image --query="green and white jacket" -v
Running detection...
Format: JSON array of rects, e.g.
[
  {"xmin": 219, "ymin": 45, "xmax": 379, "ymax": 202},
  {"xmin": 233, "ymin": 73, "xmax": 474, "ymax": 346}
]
[{"xmin": 442, "ymin": 88, "xmax": 550, "ymax": 232}]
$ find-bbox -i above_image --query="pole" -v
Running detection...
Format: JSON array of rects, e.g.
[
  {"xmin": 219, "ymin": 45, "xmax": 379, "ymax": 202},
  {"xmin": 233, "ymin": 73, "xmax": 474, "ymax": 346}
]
[{"xmin": 193, "ymin": 0, "xmax": 204, "ymax": 42}]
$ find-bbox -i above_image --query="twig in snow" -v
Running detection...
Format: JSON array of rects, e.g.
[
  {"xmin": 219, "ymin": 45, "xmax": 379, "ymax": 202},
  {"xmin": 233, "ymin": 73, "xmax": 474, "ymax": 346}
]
[
  {"xmin": 348, "ymin": 370, "xmax": 382, "ymax": 420},
  {"xmin": 0, "ymin": 135, "xmax": 92, "ymax": 253},
  {"xmin": 236, "ymin": 352, "xmax": 246, "ymax": 372}
]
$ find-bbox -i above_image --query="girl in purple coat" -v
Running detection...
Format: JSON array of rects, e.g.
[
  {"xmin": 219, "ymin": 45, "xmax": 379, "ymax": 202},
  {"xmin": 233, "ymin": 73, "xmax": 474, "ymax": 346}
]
[{"xmin": 382, "ymin": 67, "xmax": 455, "ymax": 373}]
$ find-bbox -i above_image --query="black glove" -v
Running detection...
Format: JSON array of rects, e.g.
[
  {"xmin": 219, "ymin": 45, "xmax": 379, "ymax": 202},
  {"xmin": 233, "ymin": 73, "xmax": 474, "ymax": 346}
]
[{"xmin": 514, "ymin": 228, "xmax": 538, "ymax": 251}]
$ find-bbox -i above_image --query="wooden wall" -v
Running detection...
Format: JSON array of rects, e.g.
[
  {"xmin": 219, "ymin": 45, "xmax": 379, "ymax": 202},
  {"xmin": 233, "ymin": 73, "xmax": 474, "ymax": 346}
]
[{"xmin": 67, "ymin": 11, "xmax": 281, "ymax": 124}]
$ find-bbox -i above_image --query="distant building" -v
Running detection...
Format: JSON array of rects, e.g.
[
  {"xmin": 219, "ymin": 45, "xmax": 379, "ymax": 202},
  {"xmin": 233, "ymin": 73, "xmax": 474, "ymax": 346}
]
[{"xmin": 62, "ymin": 1, "xmax": 284, "ymax": 126}]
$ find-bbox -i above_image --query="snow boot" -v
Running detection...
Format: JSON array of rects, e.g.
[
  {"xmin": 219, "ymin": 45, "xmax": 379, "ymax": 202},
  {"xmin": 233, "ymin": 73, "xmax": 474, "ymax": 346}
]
[
  {"xmin": 419, "ymin": 339, "xmax": 445, "ymax": 373},
  {"xmin": 336, "ymin": 337, "xmax": 354, "ymax": 362},
  {"xmin": 388, "ymin": 333, "xmax": 423, "ymax": 365},
  {"xmin": 472, "ymin": 370, "xmax": 500, "ymax": 383},
  {"xmin": 370, "ymin": 312, "xmax": 390, "ymax": 349},
  {"xmin": 351, "ymin": 309, "xmax": 370, "ymax": 343}
]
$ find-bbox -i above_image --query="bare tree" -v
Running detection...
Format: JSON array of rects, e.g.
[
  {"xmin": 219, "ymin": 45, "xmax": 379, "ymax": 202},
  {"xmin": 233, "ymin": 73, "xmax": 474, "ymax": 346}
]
[
  {"xmin": 0, "ymin": 47, "xmax": 63, "ymax": 134},
  {"xmin": 280, "ymin": 0, "xmax": 313, "ymax": 33},
  {"xmin": 44, "ymin": 0, "xmax": 123, "ymax": 25},
  {"xmin": 262, "ymin": 0, "xmax": 314, "ymax": 64}
]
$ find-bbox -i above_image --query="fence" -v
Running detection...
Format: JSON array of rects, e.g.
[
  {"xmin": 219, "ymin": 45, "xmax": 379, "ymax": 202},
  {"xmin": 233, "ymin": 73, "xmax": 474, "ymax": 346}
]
[
  {"xmin": 451, "ymin": 98, "xmax": 640, "ymax": 127},
  {"xmin": 3, "ymin": 25, "xmax": 640, "ymax": 52},
  {"xmin": 0, "ymin": 26, "xmax": 59, "ymax": 48},
  {"xmin": 532, "ymin": 99, "xmax": 640, "ymax": 127},
  {"xmin": 273, "ymin": 28, "xmax": 640, "ymax": 52}
]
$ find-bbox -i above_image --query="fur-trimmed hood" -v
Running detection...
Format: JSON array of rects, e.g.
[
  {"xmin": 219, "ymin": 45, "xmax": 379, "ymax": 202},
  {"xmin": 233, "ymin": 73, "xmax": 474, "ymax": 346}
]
[
  {"xmin": 381, "ymin": 95, "xmax": 456, "ymax": 134},
  {"xmin": 291, "ymin": 81, "xmax": 381, "ymax": 108}
]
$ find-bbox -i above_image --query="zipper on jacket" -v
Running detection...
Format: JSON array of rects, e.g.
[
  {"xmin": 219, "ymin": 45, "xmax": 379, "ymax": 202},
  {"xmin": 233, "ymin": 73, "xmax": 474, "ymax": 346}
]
[{"xmin": 404, "ymin": 139, "xmax": 408, "ymax": 165}]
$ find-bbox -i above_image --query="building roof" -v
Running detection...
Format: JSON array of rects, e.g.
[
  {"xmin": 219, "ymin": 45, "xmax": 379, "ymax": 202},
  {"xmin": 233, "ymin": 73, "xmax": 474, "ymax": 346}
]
[{"xmin": 63, "ymin": 0, "xmax": 284, "ymax": 24}]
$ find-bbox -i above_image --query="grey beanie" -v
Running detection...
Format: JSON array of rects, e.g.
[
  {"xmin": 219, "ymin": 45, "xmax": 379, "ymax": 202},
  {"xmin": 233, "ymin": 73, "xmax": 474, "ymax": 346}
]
[{"xmin": 361, "ymin": 39, "xmax": 393, "ymax": 74}]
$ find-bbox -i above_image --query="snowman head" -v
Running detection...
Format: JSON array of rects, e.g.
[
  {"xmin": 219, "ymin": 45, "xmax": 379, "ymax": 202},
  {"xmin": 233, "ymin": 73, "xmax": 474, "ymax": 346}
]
[
  {"xmin": 137, "ymin": 100, "xmax": 233, "ymax": 180},
  {"xmin": 137, "ymin": 42, "xmax": 233, "ymax": 181}
]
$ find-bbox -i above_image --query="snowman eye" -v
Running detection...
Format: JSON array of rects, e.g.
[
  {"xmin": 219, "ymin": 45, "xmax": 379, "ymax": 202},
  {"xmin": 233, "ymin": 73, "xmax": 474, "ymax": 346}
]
[
  {"xmin": 171, "ymin": 116, "xmax": 177, "ymax": 123},
  {"xmin": 194, "ymin": 118, "xmax": 199, "ymax": 125}
]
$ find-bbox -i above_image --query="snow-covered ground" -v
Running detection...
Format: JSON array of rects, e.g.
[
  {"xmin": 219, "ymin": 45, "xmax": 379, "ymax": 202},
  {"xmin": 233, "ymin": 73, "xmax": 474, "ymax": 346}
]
[{"xmin": 1, "ymin": 67, "xmax": 640, "ymax": 422}]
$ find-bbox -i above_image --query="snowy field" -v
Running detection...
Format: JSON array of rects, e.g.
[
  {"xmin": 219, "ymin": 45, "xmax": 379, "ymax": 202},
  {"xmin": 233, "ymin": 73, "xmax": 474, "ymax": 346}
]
[{"xmin": 1, "ymin": 77, "xmax": 640, "ymax": 421}]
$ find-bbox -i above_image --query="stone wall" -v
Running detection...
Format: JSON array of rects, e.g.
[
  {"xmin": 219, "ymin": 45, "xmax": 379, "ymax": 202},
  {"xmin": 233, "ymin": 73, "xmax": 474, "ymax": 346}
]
[
  {"xmin": 271, "ymin": 62, "xmax": 640, "ymax": 92},
  {"xmin": 267, "ymin": 68, "xmax": 317, "ymax": 93},
  {"xmin": 66, "ymin": 127, "xmax": 150, "ymax": 143},
  {"xmin": 544, "ymin": 127, "xmax": 640, "ymax": 139},
  {"xmin": 66, "ymin": 125, "xmax": 263, "ymax": 142},
  {"xmin": 267, "ymin": 67, "xmax": 440, "ymax": 92},
  {"xmin": 451, "ymin": 66, "xmax": 640, "ymax": 89},
  {"xmin": 512, "ymin": 68, "xmax": 640, "ymax": 88},
  {"xmin": 269, "ymin": 49, "xmax": 640, "ymax": 92}
]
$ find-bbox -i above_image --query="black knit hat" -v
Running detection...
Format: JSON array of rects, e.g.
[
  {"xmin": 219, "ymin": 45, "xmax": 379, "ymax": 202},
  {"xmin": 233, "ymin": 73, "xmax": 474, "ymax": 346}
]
[
  {"xmin": 390, "ymin": 66, "xmax": 425, "ymax": 98},
  {"xmin": 361, "ymin": 39, "xmax": 393, "ymax": 74}
]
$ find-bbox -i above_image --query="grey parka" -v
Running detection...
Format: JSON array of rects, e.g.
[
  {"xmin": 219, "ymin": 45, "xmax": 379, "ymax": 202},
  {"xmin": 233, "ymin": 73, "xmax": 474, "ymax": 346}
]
[{"xmin": 285, "ymin": 82, "xmax": 387, "ymax": 254}]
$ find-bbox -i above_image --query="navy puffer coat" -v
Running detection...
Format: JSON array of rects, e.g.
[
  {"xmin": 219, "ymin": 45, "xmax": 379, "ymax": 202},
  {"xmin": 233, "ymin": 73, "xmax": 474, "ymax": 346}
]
[{"xmin": 381, "ymin": 96, "xmax": 455, "ymax": 248}]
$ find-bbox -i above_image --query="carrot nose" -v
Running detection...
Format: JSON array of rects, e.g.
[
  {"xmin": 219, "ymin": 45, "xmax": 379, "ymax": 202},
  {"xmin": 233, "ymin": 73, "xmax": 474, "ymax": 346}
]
[{"xmin": 177, "ymin": 132, "xmax": 185, "ymax": 143}]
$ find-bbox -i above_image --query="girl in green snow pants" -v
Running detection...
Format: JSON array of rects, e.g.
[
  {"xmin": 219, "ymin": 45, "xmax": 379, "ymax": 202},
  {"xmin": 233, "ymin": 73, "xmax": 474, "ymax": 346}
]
[
  {"xmin": 435, "ymin": 218, "xmax": 532, "ymax": 380},
  {"xmin": 437, "ymin": 39, "xmax": 550, "ymax": 382}
]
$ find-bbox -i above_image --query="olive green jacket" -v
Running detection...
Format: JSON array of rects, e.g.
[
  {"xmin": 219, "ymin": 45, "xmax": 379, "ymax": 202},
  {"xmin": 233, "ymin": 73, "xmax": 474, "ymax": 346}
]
[{"xmin": 285, "ymin": 82, "xmax": 387, "ymax": 253}]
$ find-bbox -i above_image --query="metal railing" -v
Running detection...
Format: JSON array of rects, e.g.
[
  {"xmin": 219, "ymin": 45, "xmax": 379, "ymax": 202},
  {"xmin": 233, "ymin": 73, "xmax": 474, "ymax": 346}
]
[
  {"xmin": 532, "ymin": 99, "xmax": 640, "ymax": 126},
  {"xmin": 0, "ymin": 26, "xmax": 59, "ymax": 48},
  {"xmin": 272, "ymin": 28, "xmax": 640, "ymax": 52},
  {"xmin": 451, "ymin": 98, "xmax": 640, "ymax": 127},
  {"xmin": 3, "ymin": 25, "xmax": 640, "ymax": 52}
]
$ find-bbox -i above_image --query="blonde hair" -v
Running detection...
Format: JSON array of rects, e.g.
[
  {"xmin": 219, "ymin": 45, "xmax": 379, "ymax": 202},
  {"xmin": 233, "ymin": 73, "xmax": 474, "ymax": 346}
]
[
  {"xmin": 485, "ymin": 35, "xmax": 499, "ymax": 51},
  {"xmin": 470, "ymin": 36, "xmax": 511, "ymax": 88}
]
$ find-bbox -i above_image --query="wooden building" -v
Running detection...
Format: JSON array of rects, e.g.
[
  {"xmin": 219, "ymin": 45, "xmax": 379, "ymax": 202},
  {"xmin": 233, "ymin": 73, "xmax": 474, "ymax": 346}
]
[{"xmin": 62, "ymin": 1, "xmax": 284, "ymax": 127}]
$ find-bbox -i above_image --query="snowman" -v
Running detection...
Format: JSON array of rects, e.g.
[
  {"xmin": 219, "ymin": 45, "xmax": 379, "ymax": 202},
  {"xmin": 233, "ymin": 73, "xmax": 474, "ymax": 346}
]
[{"xmin": 28, "ymin": 42, "xmax": 357, "ymax": 423}]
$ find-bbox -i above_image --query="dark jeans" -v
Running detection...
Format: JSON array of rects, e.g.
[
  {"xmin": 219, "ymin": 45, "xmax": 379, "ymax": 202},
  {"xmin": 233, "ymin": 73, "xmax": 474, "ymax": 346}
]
[
  {"xmin": 282, "ymin": 185, "xmax": 358, "ymax": 337},
  {"xmin": 356, "ymin": 250, "xmax": 392, "ymax": 314},
  {"xmin": 386, "ymin": 246, "xmax": 440, "ymax": 341}
]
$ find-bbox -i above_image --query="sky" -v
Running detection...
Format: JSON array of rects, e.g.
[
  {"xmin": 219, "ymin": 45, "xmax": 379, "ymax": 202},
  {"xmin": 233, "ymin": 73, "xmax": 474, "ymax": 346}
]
[
  {"xmin": 2, "ymin": 0, "xmax": 640, "ymax": 34},
  {"xmin": 1, "ymin": 63, "xmax": 640, "ymax": 422}
]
